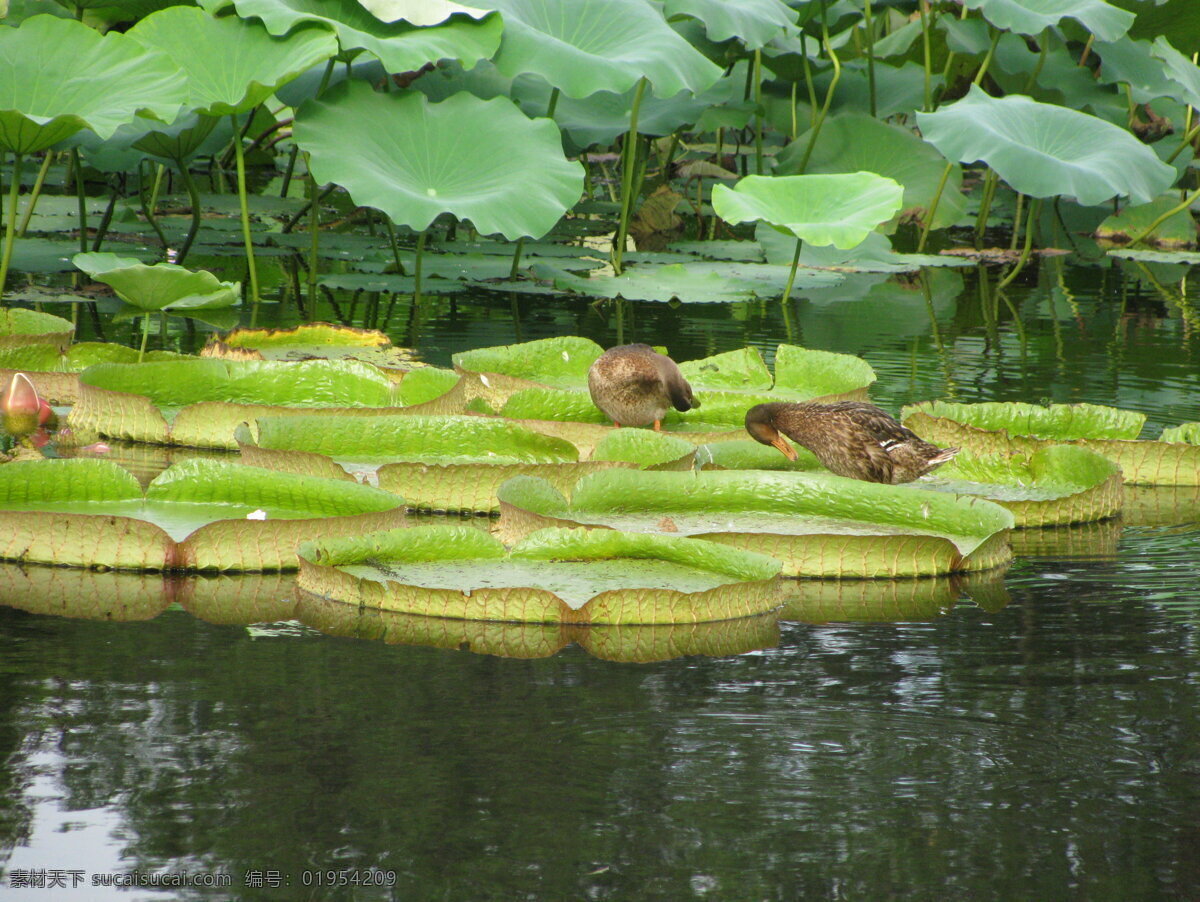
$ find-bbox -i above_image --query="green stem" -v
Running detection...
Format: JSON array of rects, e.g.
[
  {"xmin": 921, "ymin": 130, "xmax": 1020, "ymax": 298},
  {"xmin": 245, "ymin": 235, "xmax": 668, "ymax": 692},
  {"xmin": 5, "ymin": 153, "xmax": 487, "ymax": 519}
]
[
  {"xmin": 280, "ymin": 144, "xmax": 300, "ymax": 198},
  {"xmin": 231, "ymin": 112, "xmax": 261, "ymax": 307},
  {"xmin": 918, "ymin": 0, "xmax": 932, "ymax": 111},
  {"xmin": 1166, "ymin": 121, "xmax": 1200, "ymax": 164},
  {"xmin": 384, "ymin": 216, "xmax": 407, "ymax": 276},
  {"xmin": 546, "ymin": 87, "xmax": 560, "ymax": 119},
  {"xmin": 149, "ymin": 163, "xmax": 165, "ymax": 215},
  {"xmin": 71, "ymin": 148, "xmax": 88, "ymax": 254},
  {"xmin": 176, "ymin": 164, "xmax": 203, "ymax": 265},
  {"xmin": 863, "ymin": 0, "xmax": 876, "ymax": 117},
  {"xmin": 0, "ymin": 152, "xmax": 22, "ymax": 303},
  {"xmin": 138, "ymin": 161, "xmax": 170, "ymax": 254},
  {"xmin": 659, "ymin": 131, "xmax": 680, "ymax": 187},
  {"xmin": 996, "ymin": 197, "xmax": 1040, "ymax": 291},
  {"xmin": 975, "ymin": 28, "xmax": 1002, "ymax": 87},
  {"xmin": 974, "ymin": 169, "xmax": 999, "ymax": 246},
  {"xmin": 753, "ymin": 49, "xmax": 764, "ymax": 175},
  {"xmin": 1023, "ymin": 28, "xmax": 1050, "ymax": 93},
  {"xmin": 17, "ymin": 151, "xmax": 53, "ymax": 237},
  {"xmin": 801, "ymin": 33, "xmax": 819, "ymax": 129},
  {"xmin": 1009, "ymin": 192, "xmax": 1024, "ymax": 251},
  {"xmin": 612, "ymin": 76, "xmax": 648, "ymax": 275},
  {"xmin": 509, "ymin": 236, "xmax": 525, "ymax": 279},
  {"xmin": 307, "ymin": 167, "xmax": 320, "ymax": 317},
  {"xmin": 138, "ymin": 313, "xmax": 151, "ymax": 363},
  {"xmin": 795, "ymin": 13, "xmax": 842, "ymax": 174},
  {"xmin": 413, "ymin": 229, "xmax": 426, "ymax": 306},
  {"xmin": 781, "ymin": 236, "xmax": 802, "ymax": 303},
  {"xmin": 917, "ymin": 161, "xmax": 954, "ymax": 252},
  {"xmin": 91, "ymin": 181, "xmax": 119, "ymax": 252},
  {"xmin": 1130, "ymin": 185, "xmax": 1200, "ymax": 245}
]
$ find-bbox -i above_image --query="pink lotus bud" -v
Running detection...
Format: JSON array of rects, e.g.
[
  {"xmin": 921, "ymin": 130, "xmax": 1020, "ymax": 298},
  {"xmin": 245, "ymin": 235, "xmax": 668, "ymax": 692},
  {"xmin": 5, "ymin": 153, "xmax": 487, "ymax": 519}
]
[{"xmin": 2, "ymin": 373, "xmax": 41, "ymax": 438}]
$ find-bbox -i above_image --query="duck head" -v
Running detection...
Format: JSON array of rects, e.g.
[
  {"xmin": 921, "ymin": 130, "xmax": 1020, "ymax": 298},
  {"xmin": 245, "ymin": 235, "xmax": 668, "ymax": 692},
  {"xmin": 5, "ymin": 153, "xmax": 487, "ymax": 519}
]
[{"xmin": 744, "ymin": 403, "xmax": 797, "ymax": 461}]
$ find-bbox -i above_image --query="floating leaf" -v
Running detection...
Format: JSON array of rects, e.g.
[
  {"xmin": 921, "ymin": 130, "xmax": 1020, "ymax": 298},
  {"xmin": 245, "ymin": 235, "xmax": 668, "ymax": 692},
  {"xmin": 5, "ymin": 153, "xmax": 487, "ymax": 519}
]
[
  {"xmin": 1094, "ymin": 196, "xmax": 1197, "ymax": 248},
  {"xmin": 294, "ymin": 80, "xmax": 584, "ymax": 240},
  {"xmin": 712, "ymin": 173, "xmax": 905, "ymax": 249},
  {"xmin": 916, "ymin": 85, "xmax": 1176, "ymax": 206},
  {"xmin": 73, "ymin": 252, "xmax": 240, "ymax": 311}
]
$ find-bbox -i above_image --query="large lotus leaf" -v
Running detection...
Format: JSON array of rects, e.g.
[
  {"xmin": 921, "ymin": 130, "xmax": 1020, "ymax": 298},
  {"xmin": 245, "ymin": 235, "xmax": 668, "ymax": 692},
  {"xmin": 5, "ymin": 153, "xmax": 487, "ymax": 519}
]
[
  {"xmin": 131, "ymin": 109, "xmax": 222, "ymax": 164},
  {"xmin": 487, "ymin": 0, "xmax": 720, "ymax": 99},
  {"xmin": 1150, "ymin": 36, "xmax": 1200, "ymax": 108},
  {"xmin": 903, "ymin": 402, "xmax": 1200, "ymax": 486},
  {"xmin": 0, "ymin": 307, "xmax": 74, "ymax": 350},
  {"xmin": 217, "ymin": 0, "xmax": 501, "ymax": 73},
  {"xmin": 128, "ymin": 8, "xmax": 337, "ymax": 118},
  {"xmin": 1096, "ymin": 37, "xmax": 1189, "ymax": 105},
  {"xmin": 357, "ymin": 0, "xmax": 493, "ymax": 26},
  {"xmin": 919, "ymin": 446, "xmax": 1123, "ymax": 527},
  {"xmin": 294, "ymin": 81, "xmax": 583, "ymax": 240},
  {"xmin": 73, "ymin": 253, "xmax": 241, "ymax": 311},
  {"xmin": 0, "ymin": 15, "xmax": 186, "ymax": 154},
  {"xmin": 495, "ymin": 470, "xmax": 1015, "ymax": 578},
  {"xmin": 776, "ymin": 115, "xmax": 968, "ymax": 232},
  {"xmin": 296, "ymin": 523, "xmax": 780, "ymax": 624},
  {"xmin": 916, "ymin": 85, "xmax": 1176, "ymax": 206},
  {"xmin": 1117, "ymin": 0, "xmax": 1199, "ymax": 55},
  {"xmin": 0, "ymin": 458, "xmax": 406, "ymax": 570},
  {"xmin": 712, "ymin": 173, "xmax": 905, "ymax": 250},
  {"xmin": 1161, "ymin": 422, "xmax": 1200, "ymax": 444},
  {"xmin": 963, "ymin": 0, "xmax": 1134, "ymax": 42},
  {"xmin": 663, "ymin": 0, "xmax": 796, "ymax": 48}
]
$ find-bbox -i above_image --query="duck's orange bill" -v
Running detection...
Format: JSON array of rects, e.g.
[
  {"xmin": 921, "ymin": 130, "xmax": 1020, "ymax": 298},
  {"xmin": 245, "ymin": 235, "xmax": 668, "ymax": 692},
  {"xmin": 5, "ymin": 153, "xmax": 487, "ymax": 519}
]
[{"xmin": 771, "ymin": 435, "xmax": 798, "ymax": 461}]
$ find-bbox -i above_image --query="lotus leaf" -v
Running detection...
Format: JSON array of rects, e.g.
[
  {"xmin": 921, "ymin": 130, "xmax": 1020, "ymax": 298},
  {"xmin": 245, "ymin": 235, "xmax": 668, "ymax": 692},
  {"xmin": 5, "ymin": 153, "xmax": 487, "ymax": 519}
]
[
  {"xmin": 357, "ymin": 0, "xmax": 493, "ymax": 26},
  {"xmin": 213, "ymin": 0, "xmax": 502, "ymax": 73},
  {"xmin": 538, "ymin": 259, "xmax": 845, "ymax": 302},
  {"xmin": 712, "ymin": 173, "xmax": 905, "ymax": 250},
  {"xmin": 296, "ymin": 523, "xmax": 781, "ymax": 624},
  {"xmin": 496, "ymin": 470, "xmax": 1015, "ymax": 578},
  {"xmin": 73, "ymin": 252, "xmax": 240, "ymax": 311},
  {"xmin": 663, "ymin": 0, "xmax": 796, "ymax": 48},
  {"xmin": 963, "ymin": 0, "xmax": 1134, "ymax": 42},
  {"xmin": 487, "ymin": 0, "xmax": 721, "ymax": 99},
  {"xmin": 0, "ymin": 307, "xmax": 74, "ymax": 350},
  {"xmin": 1095, "ymin": 37, "xmax": 1187, "ymax": 105},
  {"xmin": 1095, "ymin": 196, "xmax": 1197, "ymax": 247},
  {"xmin": 1150, "ymin": 36, "xmax": 1200, "ymax": 108},
  {"xmin": 0, "ymin": 15, "xmax": 186, "ymax": 154},
  {"xmin": 294, "ymin": 80, "xmax": 584, "ymax": 240},
  {"xmin": 0, "ymin": 458, "xmax": 407, "ymax": 570},
  {"xmin": 903, "ymin": 401, "xmax": 1200, "ymax": 485},
  {"xmin": 916, "ymin": 86, "xmax": 1176, "ymax": 206},
  {"xmin": 775, "ymin": 115, "xmax": 968, "ymax": 232}
]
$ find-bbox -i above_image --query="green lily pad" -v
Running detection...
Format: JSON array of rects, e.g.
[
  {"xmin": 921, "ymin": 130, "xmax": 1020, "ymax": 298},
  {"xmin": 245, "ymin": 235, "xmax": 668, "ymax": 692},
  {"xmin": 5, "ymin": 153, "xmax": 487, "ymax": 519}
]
[
  {"xmin": 903, "ymin": 401, "xmax": 1200, "ymax": 485},
  {"xmin": 712, "ymin": 173, "xmax": 905, "ymax": 250},
  {"xmin": 0, "ymin": 458, "xmax": 407, "ymax": 571},
  {"xmin": 0, "ymin": 307, "xmax": 74, "ymax": 351},
  {"xmin": 537, "ymin": 259, "xmax": 845, "ymax": 302},
  {"xmin": 0, "ymin": 342, "xmax": 183, "ymax": 404},
  {"xmin": 294, "ymin": 80, "xmax": 584, "ymax": 240},
  {"xmin": 210, "ymin": 0, "xmax": 502, "ymax": 73},
  {"xmin": 296, "ymin": 523, "xmax": 781, "ymax": 624},
  {"xmin": 1161, "ymin": 422, "xmax": 1200, "ymax": 444},
  {"xmin": 1105, "ymin": 248, "xmax": 1200, "ymax": 265},
  {"xmin": 488, "ymin": 0, "xmax": 721, "ymax": 98},
  {"xmin": 916, "ymin": 85, "xmax": 1176, "ymax": 206},
  {"xmin": 73, "ymin": 252, "xmax": 240, "ymax": 311},
  {"xmin": 1095, "ymin": 195, "xmax": 1197, "ymax": 248},
  {"xmin": 294, "ymin": 590, "xmax": 780, "ymax": 661},
  {"xmin": 202, "ymin": 323, "xmax": 425, "ymax": 371},
  {"xmin": 0, "ymin": 15, "xmax": 186, "ymax": 154},
  {"xmin": 496, "ymin": 470, "xmax": 1015, "ymax": 578},
  {"xmin": 128, "ymin": 6, "xmax": 339, "ymax": 117},
  {"xmin": 1150, "ymin": 36, "xmax": 1200, "ymax": 107},
  {"xmin": 237, "ymin": 415, "xmax": 695, "ymax": 512},
  {"xmin": 68, "ymin": 358, "xmax": 455, "ymax": 449}
]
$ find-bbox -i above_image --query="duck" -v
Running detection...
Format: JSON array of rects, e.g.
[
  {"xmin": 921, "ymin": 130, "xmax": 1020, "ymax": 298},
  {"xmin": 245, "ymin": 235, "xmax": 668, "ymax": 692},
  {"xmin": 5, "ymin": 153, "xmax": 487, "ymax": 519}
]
[
  {"xmin": 587, "ymin": 344, "xmax": 699, "ymax": 430},
  {"xmin": 744, "ymin": 400, "xmax": 958, "ymax": 484}
]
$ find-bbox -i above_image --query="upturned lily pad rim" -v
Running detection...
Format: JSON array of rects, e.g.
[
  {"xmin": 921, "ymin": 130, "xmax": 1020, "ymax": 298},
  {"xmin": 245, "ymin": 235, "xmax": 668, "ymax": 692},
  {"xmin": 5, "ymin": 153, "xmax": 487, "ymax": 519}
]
[{"xmin": 901, "ymin": 400, "xmax": 1147, "ymax": 441}]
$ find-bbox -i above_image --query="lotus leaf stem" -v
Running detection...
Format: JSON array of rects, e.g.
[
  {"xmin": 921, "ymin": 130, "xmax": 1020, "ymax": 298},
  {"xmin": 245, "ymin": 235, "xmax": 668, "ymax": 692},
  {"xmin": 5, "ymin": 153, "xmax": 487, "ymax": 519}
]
[
  {"xmin": 138, "ymin": 313, "xmax": 151, "ymax": 363},
  {"xmin": 974, "ymin": 29, "xmax": 1002, "ymax": 87},
  {"xmin": 1078, "ymin": 34, "xmax": 1094, "ymax": 67},
  {"xmin": 149, "ymin": 163, "xmax": 165, "ymax": 215},
  {"xmin": 659, "ymin": 131, "xmax": 680, "ymax": 187},
  {"xmin": 917, "ymin": 160, "xmax": 954, "ymax": 252},
  {"xmin": 1166, "ymin": 122, "xmax": 1200, "ymax": 164},
  {"xmin": 547, "ymin": 87, "xmax": 560, "ymax": 119},
  {"xmin": 794, "ymin": 15, "xmax": 841, "ymax": 175},
  {"xmin": 176, "ymin": 165, "xmax": 203, "ymax": 265},
  {"xmin": 414, "ymin": 230, "xmax": 426, "ymax": 306},
  {"xmin": 753, "ymin": 49, "xmax": 764, "ymax": 174},
  {"xmin": 231, "ymin": 112, "xmax": 261, "ymax": 308},
  {"xmin": 1009, "ymin": 192, "xmax": 1024, "ymax": 251},
  {"xmin": 974, "ymin": 170, "xmax": 999, "ymax": 247},
  {"xmin": 71, "ymin": 148, "xmax": 88, "ymax": 255},
  {"xmin": 863, "ymin": 0, "xmax": 876, "ymax": 117},
  {"xmin": 384, "ymin": 217, "xmax": 407, "ymax": 276},
  {"xmin": 612, "ymin": 77, "xmax": 648, "ymax": 275},
  {"xmin": 781, "ymin": 236, "xmax": 803, "ymax": 304},
  {"xmin": 17, "ymin": 151, "xmax": 54, "ymax": 238},
  {"xmin": 800, "ymin": 35, "xmax": 818, "ymax": 128},
  {"xmin": 281, "ymin": 145, "xmax": 300, "ymax": 198},
  {"xmin": 1023, "ymin": 29, "xmax": 1050, "ymax": 93},
  {"xmin": 317, "ymin": 59, "xmax": 335, "ymax": 99},
  {"xmin": 0, "ymin": 151, "xmax": 21, "ymax": 303},
  {"xmin": 996, "ymin": 197, "xmax": 1041, "ymax": 291},
  {"xmin": 790, "ymin": 81, "xmax": 798, "ymax": 140},
  {"xmin": 1130, "ymin": 185, "xmax": 1200, "ymax": 246},
  {"xmin": 509, "ymin": 237, "xmax": 525, "ymax": 279},
  {"xmin": 92, "ymin": 182, "xmax": 120, "ymax": 252},
  {"xmin": 138, "ymin": 161, "xmax": 171, "ymax": 254},
  {"xmin": 307, "ymin": 167, "xmax": 320, "ymax": 317},
  {"xmin": 918, "ymin": 0, "xmax": 932, "ymax": 111}
]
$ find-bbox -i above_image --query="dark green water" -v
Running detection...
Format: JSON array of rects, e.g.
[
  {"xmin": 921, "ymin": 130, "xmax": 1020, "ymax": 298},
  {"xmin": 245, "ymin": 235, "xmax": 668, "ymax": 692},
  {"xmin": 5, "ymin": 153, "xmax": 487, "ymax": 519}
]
[{"xmin": 3, "ymin": 257, "xmax": 1200, "ymax": 900}]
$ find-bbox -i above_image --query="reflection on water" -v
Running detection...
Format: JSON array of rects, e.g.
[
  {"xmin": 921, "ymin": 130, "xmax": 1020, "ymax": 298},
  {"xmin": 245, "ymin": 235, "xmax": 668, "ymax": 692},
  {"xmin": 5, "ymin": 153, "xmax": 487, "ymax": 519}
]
[{"xmin": 3, "ymin": 261, "xmax": 1200, "ymax": 898}]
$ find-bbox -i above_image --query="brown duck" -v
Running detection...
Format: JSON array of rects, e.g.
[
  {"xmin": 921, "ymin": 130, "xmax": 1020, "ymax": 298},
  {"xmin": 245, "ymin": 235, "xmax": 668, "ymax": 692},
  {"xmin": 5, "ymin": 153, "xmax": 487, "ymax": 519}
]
[
  {"xmin": 587, "ymin": 344, "xmax": 699, "ymax": 430},
  {"xmin": 745, "ymin": 401, "xmax": 958, "ymax": 484}
]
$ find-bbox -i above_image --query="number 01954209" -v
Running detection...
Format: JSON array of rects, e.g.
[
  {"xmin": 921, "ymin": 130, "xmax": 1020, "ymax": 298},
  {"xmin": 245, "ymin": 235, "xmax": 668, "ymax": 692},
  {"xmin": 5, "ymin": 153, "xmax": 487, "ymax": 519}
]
[{"xmin": 301, "ymin": 869, "xmax": 398, "ymax": 887}]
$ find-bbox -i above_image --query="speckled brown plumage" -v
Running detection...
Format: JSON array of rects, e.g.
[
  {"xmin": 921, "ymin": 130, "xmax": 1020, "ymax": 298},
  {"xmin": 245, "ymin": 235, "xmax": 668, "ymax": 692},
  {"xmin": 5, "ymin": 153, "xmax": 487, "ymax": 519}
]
[
  {"xmin": 745, "ymin": 401, "xmax": 958, "ymax": 484},
  {"xmin": 587, "ymin": 344, "xmax": 699, "ymax": 430}
]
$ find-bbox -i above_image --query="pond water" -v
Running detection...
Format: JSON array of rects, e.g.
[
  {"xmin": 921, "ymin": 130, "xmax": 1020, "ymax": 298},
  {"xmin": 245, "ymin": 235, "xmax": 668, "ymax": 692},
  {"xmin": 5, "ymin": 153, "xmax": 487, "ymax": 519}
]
[{"xmin": 3, "ymin": 257, "xmax": 1200, "ymax": 900}]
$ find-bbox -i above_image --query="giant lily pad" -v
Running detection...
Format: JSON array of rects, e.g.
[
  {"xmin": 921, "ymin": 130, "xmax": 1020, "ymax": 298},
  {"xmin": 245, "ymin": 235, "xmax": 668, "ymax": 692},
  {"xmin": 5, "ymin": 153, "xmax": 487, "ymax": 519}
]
[
  {"xmin": 0, "ymin": 560, "xmax": 173, "ymax": 622},
  {"xmin": 0, "ymin": 342, "xmax": 182, "ymax": 404},
  {"xmin": 780, "ymin": 568, "xmax": 1011, "ymax": 623},
  {"xmin": 208, "ymin": 0, "xmax": 502, "ymax": 74},
  {"xmin": 237, "ymin": 415, "xmax": 695, "ymax": 512},
  {"xmin": 0, "ymin": 308, "xmax": 74, "ymax": 351},
  {"xmin": 487, "ymin": 0, "xmax": 721, "ymax": 98},
  {"xmin": 0, "ymin": 458, "xmax": 407, "ymax": 571},
  {"xmin": 0, "ymin": 15, "xmax": 186, "ymax": 154},
  {"xmin": 67, "ymin": 358, "xmax": 460, "ymax": 449},
  {"xmin": 903, "ymin": 401, "xmax": 1200, "ymax": 485},
  {"xmin": 1161, "ymin": 422, "xmax": 1200, "ymax": 444},
  {"xmin": 294, "ymin": 80, "xmax": 584, "ymax": 241},
  {"xmin": 295, "ymin": 591, "xmax": 780, "ymax": 661},
  {"xmin": 496, "ymin": 470, "xmax": 1015, "ymax": 578},
  {"xmin": 712, "ymin": 173, "xmax": 905, "ymax": 250},
  {"xmin": 296, "ymin": 524, "xmax": 782, "ymax": 624},
  {"xmin": 916, "ymin": 85, "xmax": 1176, "ymax": 206},
  {"xmin": 73, "ymin": 252, "xmax": 240, "ymax": 311}
]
